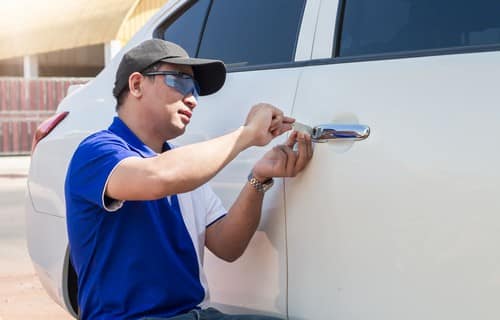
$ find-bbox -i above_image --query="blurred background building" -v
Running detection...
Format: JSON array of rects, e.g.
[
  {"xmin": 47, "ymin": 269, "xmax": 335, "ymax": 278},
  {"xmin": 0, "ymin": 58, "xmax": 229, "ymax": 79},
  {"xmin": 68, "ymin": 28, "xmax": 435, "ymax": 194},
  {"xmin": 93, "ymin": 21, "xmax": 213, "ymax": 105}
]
[{"xmin": 0, "ymin": 0, "xmax": 165, "ymax": 155}]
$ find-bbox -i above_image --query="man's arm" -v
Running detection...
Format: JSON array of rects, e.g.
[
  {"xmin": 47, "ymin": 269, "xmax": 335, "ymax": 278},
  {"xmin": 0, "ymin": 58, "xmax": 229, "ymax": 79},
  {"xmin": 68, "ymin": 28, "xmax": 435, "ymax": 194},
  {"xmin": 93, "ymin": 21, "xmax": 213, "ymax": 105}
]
[
  {"xmin": 205, "ymin": 131, "xmax": 313, "ymax": 262},
  {"xmin": 205, "ymin": 182, "xmax": 264, "ymax": 262},
  {"xmin": 106, "ymin": 103, "xmax": 293, "ymax": 201}
]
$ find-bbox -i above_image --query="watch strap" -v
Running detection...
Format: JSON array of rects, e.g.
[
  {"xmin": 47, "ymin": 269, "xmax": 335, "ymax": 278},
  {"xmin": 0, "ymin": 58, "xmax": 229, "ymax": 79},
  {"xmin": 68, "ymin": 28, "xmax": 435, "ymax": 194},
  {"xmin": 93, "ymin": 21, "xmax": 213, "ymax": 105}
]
[{"xmin": 247, "ymin": 172, "xmax": 274, "ymax": 193}]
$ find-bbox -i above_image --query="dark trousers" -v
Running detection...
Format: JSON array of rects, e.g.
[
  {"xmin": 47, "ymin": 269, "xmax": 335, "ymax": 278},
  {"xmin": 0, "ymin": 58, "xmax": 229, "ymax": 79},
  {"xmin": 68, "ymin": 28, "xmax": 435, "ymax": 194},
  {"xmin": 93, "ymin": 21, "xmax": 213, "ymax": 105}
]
[{"xmin": 142, "ymin": 307, "xmax": 283, "ymax": 320}]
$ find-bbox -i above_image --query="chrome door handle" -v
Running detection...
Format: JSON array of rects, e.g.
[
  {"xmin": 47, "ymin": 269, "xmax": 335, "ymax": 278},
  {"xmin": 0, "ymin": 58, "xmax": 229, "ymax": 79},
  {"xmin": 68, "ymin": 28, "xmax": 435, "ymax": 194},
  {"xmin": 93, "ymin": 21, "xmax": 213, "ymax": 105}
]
[{"xmin": 312, "ymin": 124, "xmax": 370, "ymax": 143}]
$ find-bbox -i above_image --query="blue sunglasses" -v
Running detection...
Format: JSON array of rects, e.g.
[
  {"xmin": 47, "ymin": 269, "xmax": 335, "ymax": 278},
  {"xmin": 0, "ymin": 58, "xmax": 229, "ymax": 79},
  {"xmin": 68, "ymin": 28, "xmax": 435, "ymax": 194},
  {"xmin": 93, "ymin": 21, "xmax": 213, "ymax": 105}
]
[{"xmin": 142, "ymin": 71, "xmax": 200, "ymax": 98}]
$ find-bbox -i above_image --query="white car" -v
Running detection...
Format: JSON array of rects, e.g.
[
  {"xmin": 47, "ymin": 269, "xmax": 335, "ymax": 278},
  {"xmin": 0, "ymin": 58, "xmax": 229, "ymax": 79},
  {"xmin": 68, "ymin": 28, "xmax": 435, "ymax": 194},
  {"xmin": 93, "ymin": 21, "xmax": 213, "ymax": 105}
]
[{"xmin": 26, "ymin": 0, "xmax": 500, "ymax": 319}]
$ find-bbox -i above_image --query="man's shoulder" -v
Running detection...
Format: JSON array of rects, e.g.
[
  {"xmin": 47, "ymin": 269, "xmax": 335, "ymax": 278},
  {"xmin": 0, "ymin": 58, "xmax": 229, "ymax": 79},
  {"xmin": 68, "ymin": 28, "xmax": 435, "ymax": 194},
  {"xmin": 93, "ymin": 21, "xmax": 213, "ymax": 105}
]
[
  {"xmin": 68, "ymin": 130, "xmax": 132, "ymax": 173},
  {"xmin": 80, "ymin": 129, "xmax": 123, "ymax": 146},
  {"xmin": 66, "ymin": 129, "xmax": 134, "ymax": 189},
  {"xmin": 76, "ymin": 130, "xmax": 128, "ymax": 154}
]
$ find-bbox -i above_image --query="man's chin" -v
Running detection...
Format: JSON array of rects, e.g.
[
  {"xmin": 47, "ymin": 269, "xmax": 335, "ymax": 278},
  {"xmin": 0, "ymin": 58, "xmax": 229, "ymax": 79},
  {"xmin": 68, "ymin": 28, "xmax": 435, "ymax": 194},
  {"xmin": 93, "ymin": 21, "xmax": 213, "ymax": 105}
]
[
  {"xmin": 165, "ymin": 124, "xmax": 187, "ymax": 141},
  {"xmin": 175, "ymin": 124, "xmax": 187, "ymax": 135}
]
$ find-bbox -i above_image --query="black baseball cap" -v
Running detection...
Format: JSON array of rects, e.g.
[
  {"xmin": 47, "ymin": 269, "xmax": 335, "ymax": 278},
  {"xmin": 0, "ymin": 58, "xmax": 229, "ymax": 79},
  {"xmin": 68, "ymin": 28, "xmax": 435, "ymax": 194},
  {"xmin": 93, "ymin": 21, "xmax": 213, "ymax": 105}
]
[{"xmin": 113, "ymin": 39, "xmax": 226, "ymax": 98}]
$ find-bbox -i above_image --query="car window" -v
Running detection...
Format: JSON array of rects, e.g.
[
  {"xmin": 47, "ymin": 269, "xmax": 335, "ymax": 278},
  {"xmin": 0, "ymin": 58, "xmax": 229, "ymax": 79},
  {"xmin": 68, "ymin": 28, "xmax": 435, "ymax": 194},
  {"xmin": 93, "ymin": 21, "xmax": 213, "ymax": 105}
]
[
  {"xmin": 161, "ymin": 0, "xmax": 211, "ymax": 57},
  {"xmin": 338, "ymin": 0, "xmax": 500, "ymax": 57},
  {"xmin": 197, "ymin": 0, "xmax": 306, "ymax": 68}
]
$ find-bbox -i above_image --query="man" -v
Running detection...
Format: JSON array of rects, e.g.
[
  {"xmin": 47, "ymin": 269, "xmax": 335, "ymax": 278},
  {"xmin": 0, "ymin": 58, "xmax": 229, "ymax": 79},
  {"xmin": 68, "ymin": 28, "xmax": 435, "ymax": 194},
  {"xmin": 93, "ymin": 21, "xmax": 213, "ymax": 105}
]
[{"xmin": 65, "ymin": 39, "xmax": 313, "ymax": 320}]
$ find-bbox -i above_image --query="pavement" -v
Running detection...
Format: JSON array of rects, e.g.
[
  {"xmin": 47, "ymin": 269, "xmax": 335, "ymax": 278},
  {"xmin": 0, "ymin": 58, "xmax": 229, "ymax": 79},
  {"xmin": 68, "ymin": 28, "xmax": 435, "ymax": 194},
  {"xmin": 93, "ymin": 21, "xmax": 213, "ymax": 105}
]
[
  {"xmin": 0, "ymin": 156, "xmax": 30, "ymax": 178},
  {"xmin": 0, "ymin": 155, "xmax": 72, "ymax": 319}
]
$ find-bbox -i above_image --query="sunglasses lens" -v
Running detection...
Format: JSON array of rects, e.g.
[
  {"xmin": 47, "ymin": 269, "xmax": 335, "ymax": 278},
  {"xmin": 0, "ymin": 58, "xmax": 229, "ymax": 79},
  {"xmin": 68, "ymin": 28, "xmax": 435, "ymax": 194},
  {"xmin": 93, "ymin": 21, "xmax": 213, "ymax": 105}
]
[{"xmin": 165, "ymin": 75, "xmax": 200, "ymax": 98}]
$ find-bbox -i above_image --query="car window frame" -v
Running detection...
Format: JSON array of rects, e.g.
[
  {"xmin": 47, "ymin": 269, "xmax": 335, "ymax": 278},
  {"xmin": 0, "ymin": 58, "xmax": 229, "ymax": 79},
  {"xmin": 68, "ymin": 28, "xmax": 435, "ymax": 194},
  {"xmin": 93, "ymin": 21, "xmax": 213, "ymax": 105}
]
[
  {"xmin": 153, "ymin": 0, "xmax": 207, "ymax": 58},
  {"xmin": 153, "ymin": 0, "xmax": 309, "ymax": 73},
  {"xmin": 331, "ymin": 0, "xmax": 500, "ymax": 62}
]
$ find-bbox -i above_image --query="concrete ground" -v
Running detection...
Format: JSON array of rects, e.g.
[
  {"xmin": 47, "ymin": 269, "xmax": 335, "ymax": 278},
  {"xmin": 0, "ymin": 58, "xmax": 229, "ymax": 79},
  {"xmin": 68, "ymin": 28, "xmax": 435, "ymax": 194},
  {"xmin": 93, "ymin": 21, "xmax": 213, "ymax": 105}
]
[{"xmin": 0, "ymin": 156, "xmax": 72, "ymax": 320}]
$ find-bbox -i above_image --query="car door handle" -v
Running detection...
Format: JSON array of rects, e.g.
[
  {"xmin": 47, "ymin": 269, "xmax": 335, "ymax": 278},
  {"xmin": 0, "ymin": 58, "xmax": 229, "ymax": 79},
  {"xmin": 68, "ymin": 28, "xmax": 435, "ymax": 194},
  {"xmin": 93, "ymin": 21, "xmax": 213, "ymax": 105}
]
[{"xmin": 312, "ymin": 124, "xmax": 370, "ymax": 143}]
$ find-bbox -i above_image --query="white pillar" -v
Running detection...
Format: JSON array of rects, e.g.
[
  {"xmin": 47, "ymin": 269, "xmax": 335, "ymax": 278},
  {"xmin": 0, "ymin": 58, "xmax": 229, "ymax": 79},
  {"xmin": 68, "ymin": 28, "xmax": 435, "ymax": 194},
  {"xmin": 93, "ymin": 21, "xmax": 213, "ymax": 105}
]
[
  {"xmin": 23, "ymin": 55, "xmax": 39, "ymax": 79},
  {"xmin": 105, "ymin": 40, "xmax": 122, "ymax": 66}
]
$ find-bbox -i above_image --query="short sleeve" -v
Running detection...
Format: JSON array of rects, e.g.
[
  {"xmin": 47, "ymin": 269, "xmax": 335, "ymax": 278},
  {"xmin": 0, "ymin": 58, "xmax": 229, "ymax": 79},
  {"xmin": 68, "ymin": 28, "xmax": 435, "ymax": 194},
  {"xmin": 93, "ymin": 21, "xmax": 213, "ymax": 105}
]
[
  {"xmin": 202, "ymin": 183, "xmax": 227, "ymax": 227},
  {"xmin": 66, "ymin": 131, "xmax": 138, "ymax": 212}
]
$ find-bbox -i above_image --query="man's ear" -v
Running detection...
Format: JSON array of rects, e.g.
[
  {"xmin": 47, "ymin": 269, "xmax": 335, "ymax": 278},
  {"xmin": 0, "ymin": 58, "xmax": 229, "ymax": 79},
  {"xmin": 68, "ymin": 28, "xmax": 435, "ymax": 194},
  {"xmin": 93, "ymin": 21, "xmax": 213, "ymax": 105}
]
[{"xmin": 128, "ymin": 72, "xmax": 144, "ymax": 98}]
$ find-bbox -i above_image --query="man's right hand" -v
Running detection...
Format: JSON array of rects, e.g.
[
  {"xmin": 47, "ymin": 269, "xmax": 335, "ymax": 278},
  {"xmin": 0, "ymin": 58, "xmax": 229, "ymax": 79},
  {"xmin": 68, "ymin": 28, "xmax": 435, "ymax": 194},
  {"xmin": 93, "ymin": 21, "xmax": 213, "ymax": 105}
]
[{"xmin": 242, "ymin": 103, "xmax": 295, "ymax": 147}]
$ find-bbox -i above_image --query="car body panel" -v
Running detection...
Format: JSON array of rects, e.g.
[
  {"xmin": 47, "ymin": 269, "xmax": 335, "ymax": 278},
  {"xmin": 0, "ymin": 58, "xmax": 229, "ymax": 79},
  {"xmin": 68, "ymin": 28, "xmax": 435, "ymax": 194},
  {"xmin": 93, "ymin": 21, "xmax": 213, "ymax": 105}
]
[
  {"xmin": 180, "ymin": 67, "xmax": 302, "ymax": 315},
  {"xmin": 295, "ymin": 0, "xmax": 321, "ymax": 61},
  {"xmin": 286, "ymin": 50, "xmax": 500, "ymax": 319},
  {"xmin": 311, "ymin": 0, "xmax": 339, "ymax": 59}
]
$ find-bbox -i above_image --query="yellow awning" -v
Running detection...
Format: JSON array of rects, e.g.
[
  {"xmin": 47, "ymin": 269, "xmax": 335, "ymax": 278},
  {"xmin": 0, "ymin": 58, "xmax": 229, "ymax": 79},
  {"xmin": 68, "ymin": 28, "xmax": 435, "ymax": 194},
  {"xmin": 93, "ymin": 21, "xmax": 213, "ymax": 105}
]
[{"xmin": 0, "ymin": 0, "xmax": 165, "ymax": 60}]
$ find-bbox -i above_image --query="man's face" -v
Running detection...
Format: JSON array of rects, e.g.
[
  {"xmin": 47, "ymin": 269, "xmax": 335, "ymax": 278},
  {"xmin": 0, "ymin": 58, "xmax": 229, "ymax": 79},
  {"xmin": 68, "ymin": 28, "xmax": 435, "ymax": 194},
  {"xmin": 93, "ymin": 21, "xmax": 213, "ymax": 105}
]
[{"xmin": 141, "ymin": 63, "xmax": 198, "ymax": 140}]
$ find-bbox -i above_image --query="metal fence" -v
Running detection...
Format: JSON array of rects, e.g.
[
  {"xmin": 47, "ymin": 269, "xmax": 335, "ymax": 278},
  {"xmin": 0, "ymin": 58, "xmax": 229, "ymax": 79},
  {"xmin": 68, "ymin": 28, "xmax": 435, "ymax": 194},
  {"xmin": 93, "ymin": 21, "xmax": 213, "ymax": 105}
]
[{"xmin": 0, "ymin": 77, "xmax": 89, "ymax": 155}]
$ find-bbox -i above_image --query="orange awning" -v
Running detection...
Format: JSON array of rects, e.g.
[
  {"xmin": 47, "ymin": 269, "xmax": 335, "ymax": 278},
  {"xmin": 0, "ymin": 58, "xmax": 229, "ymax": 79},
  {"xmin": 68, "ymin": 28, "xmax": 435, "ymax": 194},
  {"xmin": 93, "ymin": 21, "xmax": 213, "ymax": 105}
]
[{"xmin": 0, "ymin": 0, "xmax": 165, "ymax": 60}]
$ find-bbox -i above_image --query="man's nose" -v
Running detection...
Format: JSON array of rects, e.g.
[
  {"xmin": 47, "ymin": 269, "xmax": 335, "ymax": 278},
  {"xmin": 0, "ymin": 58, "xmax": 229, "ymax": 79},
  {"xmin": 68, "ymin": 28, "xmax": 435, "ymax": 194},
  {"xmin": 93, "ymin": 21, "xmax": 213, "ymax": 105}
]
[{"xmin": 183, "ymin": 94, "xmax": 197, "ymax": 110}]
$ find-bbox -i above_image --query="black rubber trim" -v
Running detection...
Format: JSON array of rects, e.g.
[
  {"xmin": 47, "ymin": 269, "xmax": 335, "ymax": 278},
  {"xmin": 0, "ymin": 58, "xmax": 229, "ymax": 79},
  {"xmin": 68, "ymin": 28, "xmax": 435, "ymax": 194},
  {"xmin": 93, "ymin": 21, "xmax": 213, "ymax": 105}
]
[
  {"xmin": 227, "ymin": 44, "xmax": 500, "ymax": 73},
  {"xmin": 153, "ymin": 0, "xmax": 199, "ymax": 40},
  {"xmin": 195, "ymin": 0, "xmax": 213, "ymax": 57},
  {"xmin": 332, "ymin": 0, "xmax": 346, "ymax": 57},
  {"xmin": 290, "ymin": 0, "xmax": 308, "ymax": 63}
]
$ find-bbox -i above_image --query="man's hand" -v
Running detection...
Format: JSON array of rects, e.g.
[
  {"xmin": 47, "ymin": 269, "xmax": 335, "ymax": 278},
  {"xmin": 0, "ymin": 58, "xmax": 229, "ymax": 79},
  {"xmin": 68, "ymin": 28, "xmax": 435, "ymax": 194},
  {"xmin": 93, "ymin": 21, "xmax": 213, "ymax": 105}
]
[
  {"xmin": 205, "ymin": 127, "xmax": 312, "ymax": 262},
  {"xmin": 252, "ymin": 130, "xmax": 313, "ymax": 181},
  {"xmin": 243, "ymin": 103, "xmax": 295, "ymax": 147}
]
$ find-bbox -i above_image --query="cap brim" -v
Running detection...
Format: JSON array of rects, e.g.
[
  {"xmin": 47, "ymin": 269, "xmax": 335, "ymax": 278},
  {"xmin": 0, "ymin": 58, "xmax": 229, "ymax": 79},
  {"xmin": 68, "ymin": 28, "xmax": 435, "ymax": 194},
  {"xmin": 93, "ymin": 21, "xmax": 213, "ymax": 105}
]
[{"xmin": 160, "ymin": 57, "xmax": 226, "ymax": 96}]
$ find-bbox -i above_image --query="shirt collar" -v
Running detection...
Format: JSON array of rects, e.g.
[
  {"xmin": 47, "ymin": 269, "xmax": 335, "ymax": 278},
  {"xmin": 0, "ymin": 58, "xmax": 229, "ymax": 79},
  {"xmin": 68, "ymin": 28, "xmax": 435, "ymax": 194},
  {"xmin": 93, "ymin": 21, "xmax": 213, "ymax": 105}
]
[{"xmin": 108, "ymin": 117, "xmax": 170, "ymax": 158}]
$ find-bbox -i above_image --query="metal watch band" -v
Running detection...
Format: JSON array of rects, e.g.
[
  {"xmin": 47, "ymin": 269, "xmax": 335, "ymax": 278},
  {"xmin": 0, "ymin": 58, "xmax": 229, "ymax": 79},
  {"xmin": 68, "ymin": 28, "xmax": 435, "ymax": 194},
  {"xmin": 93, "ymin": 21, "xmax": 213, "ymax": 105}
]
[{"xmin": 247, "ymin": 172, "xmax": 274, "ymax": 193}]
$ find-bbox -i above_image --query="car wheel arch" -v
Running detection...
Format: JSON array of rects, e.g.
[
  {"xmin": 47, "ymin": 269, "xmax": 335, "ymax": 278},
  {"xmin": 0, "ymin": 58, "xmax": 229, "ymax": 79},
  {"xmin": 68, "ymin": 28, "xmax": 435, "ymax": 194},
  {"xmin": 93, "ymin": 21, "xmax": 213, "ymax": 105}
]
[{"xmin": 63, "ymin": 246, "xmax": 79, "ymax": 318}]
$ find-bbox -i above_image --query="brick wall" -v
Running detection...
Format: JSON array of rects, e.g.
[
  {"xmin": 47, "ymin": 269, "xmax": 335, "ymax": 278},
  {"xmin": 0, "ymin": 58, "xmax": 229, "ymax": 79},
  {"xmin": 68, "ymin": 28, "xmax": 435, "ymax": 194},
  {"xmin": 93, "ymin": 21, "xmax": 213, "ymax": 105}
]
[{"xmin": 0, "ymin": 78, "xmax": 89, "ymax": 155}]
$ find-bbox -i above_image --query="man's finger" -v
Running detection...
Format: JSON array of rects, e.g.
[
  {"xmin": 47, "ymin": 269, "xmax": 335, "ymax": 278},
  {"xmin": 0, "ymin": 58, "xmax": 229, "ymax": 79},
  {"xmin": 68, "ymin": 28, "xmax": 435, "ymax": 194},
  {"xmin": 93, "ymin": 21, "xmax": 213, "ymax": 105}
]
[
  {"xmin": 269, "ymin": 115, "xmax": 282, "ymax": 131},
  {"xmin": 301, "ymin": 132, "xmax": 312, "ymax": 160},
  {"xmin": 270, "ymin": 123, "xmax": 293, "ymax": 137},
  {"xmin": 271, "ymin": 145, "xmax": 286, "ymax": 171},
  {"xmin": 294, "ymin": 132, "xmax": 310, "ymax": 172},
  {"xmin": 277, "ymin": 123, "xmax": 293, "ymax": 136},
  {"xmin": 270, "ymin": 107, "xmax": 284, "ymax": 119},
  {"xmin": 280, "ymin": 145, "xmax": 297, "ymax": 176},
  {"xmin": 270, "ymin": 128, "xmax": 281, "ymax": 137},
  {"xmin": 306, "ymin": 133, "xmax": 313, "ymax": 159},
  {"xmin": 285, "ymin": 131, "xmax": 298, "ymax": 148},
  {"xmin": 283, "ymin": 116, "xmax": 295, "ymax": 124}
]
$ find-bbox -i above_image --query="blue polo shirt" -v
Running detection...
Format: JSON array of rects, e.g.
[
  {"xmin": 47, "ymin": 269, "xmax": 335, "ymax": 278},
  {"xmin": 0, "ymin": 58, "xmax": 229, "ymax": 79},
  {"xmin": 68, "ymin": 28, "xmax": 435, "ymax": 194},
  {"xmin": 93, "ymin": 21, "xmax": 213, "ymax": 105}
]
[{"xmin": 65, "ymin": 117, "xmax": 226, "ymax": 320}]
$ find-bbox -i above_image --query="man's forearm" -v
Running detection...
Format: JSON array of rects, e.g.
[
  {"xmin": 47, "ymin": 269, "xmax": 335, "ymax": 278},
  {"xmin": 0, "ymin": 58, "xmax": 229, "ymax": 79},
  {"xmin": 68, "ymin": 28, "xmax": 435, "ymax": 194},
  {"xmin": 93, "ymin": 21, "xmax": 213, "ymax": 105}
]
[
  {"xmin": 150, "ymin": 127, "xmax": 252, "ymax": 194},
  {"xmin": 205, "ymin": 182, "xmax": 264, "ymax": 262},
  {"xmin": 108, "ymin": 127, "xmax": 253, "ymax": 200}
]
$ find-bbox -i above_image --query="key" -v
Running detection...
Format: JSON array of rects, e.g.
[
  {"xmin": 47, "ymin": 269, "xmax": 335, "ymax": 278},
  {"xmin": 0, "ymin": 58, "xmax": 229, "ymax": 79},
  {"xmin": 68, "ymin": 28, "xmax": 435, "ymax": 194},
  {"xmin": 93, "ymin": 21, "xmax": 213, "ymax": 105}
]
[{"xmin": 292, "ymin": 121, "xmax": 314, "ymax": 136}]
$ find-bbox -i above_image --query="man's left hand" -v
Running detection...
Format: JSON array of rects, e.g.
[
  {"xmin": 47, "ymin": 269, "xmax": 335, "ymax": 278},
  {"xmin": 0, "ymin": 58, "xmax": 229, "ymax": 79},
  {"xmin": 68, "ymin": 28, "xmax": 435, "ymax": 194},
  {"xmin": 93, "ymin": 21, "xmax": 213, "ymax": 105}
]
[{"xmin": 252, "ymin": 131, "xmax": 313, "ymax": 181}]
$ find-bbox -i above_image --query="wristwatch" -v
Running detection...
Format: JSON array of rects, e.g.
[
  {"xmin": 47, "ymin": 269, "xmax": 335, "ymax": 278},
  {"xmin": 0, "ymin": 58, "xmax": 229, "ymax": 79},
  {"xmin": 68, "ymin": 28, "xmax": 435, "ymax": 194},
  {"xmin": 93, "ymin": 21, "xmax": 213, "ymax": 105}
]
[{"xmin": 247, "ymin": 171, "xmax": 274, "ymax": 193}]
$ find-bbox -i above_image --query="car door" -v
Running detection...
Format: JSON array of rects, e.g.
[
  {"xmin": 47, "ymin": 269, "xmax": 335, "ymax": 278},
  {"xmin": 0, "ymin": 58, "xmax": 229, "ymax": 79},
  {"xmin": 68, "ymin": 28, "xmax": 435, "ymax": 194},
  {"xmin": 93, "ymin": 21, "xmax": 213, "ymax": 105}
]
[
  {"xmin": 157, "ymin": 0, "xmax": 319, "ymax": 316},
  {"xmin": 286, "ymin": 0, "xmax": 500, "ymax": 319}
]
